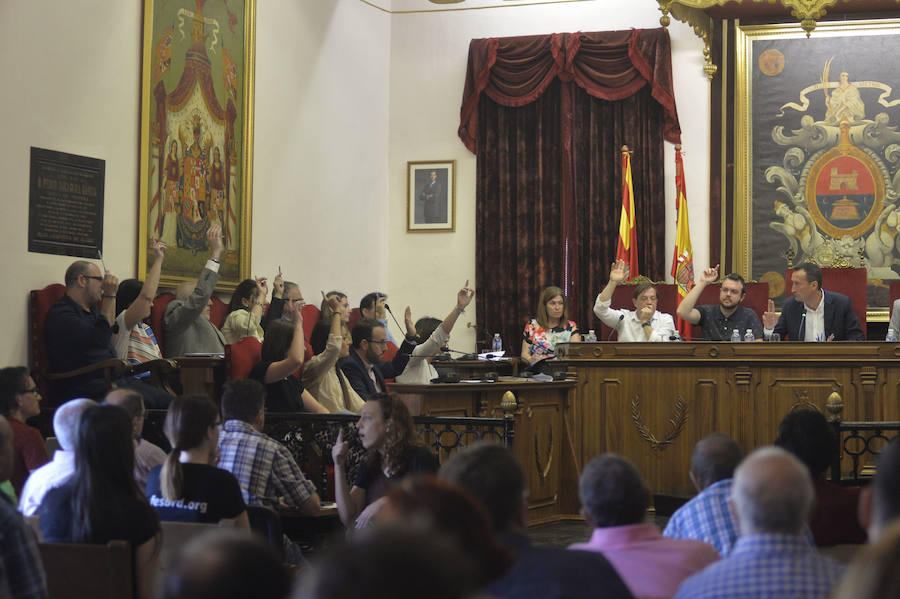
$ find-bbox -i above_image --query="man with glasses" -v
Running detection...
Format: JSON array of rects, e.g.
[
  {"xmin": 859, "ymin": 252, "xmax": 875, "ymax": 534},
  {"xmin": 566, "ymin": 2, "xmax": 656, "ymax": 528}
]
[
  {"xmin": 45, "ymin": 260, "xmax": 173, "ymax": 406},
  {"xmin": 339, "ymin": 319, "xmax": 414, "ymax": 401}
]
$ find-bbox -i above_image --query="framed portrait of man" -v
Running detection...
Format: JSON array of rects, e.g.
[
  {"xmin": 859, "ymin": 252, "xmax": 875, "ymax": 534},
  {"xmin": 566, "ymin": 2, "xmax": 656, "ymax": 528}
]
[
  {"xmin": 138, "ymin": 0, "xmax": 255, "ymax": 290},
  {"xmin": 407, "ymin": 160, "xmax": 456, "ymax": 232}
]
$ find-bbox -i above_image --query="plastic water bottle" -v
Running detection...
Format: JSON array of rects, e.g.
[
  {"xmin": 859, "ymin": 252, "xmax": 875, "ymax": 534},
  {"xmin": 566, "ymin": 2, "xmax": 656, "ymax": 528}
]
[
  {"xmin": 744, "ymin": 329, "xmax": 755, "ymax": 342},
  {"xmin": 585, "ymin": 330, "xmax": 597, "ymax": 342},
  {"xmin": 731, "ymin": 329, "xmax": 741, "ymax": 342},
  {"xmin": 888, "ymin": 328, "xmax": 898, "ymax": 342},
  {"xmin": 492, "ymin": 333, "xmax": 502, "ymax": 352}
]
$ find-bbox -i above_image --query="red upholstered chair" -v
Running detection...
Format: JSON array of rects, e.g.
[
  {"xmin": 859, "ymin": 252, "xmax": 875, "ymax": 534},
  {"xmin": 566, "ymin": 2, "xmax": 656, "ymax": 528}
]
[
  {"xmin": 30, "ymin": 284, "xmax": 126, "ymax": 405},
  {"xmin": 150, "ymin": 292, "xmax": 175, "ymax": 356},
  {"xmin": 786, "ymin": 267, "xmax": 867, "ymax": 336},
  {"xmin": 348, "ymin": 307, "xmax": 362, "ymax": 329},
  {"xmin": 685, "ymin": 281, "xmax": 770, "ymax": 340},
  {"xmin": 209, "ymin": 296, "xmax": 228, "ymax": 329},
  {"xmin": 890, "ymin": 281, "xmax": 900, "ymax": 317},
  {"xmin": 224, "ymin": 337, "xmax": 262, "ymax": 380},
  {"xmin": 301, "ymin": 304, "xmax": 320, "ymax": 343},
  {"xmin": 382, "ymin": 340, "xmax": 399, "ymax": 362}
]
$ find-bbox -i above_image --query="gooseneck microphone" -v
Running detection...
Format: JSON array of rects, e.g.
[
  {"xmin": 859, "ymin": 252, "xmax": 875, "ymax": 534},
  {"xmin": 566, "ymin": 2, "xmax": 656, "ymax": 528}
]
[
  {"xmin": 383, "ymin": 303, "xmax": 407, "ymax": 337},
  {"xmin": 608, "ymin": 314, "xmax": 625, "ymax": 341},
  {"xmin": 798, "ymin": 311, "xmax": 807, "ymax": 341}
]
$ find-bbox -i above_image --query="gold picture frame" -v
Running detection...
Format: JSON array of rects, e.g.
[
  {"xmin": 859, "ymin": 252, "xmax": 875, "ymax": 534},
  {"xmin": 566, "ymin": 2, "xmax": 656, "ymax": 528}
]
[
  {"xmin": 733, "ymin": 18, "xmax": 900, "ymax": 319},
  {"xmin": 407, "ymin": 160, "xmax": 456, "ymax": 232},
  {"xmin": 138, "ymin": 0, "xmax": 255, "ymax": 291}
]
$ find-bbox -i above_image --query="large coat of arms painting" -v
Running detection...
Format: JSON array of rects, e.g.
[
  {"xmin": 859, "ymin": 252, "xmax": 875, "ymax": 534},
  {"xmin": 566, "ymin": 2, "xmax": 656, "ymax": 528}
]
[
  {"xmin": 735, "ymin": 20, "xmax": 900, "ymax": 315},
  {"xmin": 138, "ymin": 0, "xmax": 255, "ymax": 290}
]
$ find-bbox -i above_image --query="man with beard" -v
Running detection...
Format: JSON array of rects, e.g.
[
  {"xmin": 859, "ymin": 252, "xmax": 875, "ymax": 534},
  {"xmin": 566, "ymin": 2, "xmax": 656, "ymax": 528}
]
[{"xmin": 676, "ymin": 266, "xmax": 763, "ymax": 341}]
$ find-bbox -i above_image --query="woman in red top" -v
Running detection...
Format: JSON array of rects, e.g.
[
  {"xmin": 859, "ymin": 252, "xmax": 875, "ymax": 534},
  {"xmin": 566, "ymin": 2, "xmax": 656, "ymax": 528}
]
[{"xmin": 0, "ymin": 367, "xmax": 49, "ymax": 496}]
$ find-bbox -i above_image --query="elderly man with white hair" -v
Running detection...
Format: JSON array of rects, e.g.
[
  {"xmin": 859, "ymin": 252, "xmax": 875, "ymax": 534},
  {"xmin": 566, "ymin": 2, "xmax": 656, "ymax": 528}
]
[
  {"xmin": 18, "ymin": 398, "xmax": 95, "ymax": 516},
  {"xmin": 675, "ymin": 446, "xmax": 844, "ymax": 599}
]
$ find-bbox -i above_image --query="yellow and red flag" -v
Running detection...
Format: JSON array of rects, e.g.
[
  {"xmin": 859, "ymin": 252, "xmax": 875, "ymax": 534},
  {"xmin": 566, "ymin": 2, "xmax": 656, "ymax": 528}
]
[
  {"xmin": 616, "ymin": 146, "xmax": 639, "ymax": 281},
  {"xmin": 671, "ymin": 146, "xmax": 695, "ymax": 339}
]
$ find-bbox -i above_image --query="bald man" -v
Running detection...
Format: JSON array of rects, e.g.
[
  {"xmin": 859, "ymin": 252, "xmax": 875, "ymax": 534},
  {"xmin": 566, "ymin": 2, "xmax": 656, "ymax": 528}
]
[{"xmin": 675, "ymin": 447, "xmax": 843, "ymax": 599}]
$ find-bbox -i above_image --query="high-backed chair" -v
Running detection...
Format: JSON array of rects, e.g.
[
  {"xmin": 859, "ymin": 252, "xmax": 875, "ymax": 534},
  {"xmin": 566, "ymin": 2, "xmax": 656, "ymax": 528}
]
[
  {"xmin": 889, "ymin": 281, "xmax": 900, "ymax": 318},
  {"xmin": 382, "ymin": 341, "xmax": 399, "ymax": 362},
  {"xmin": 39, "ymin": 540, "xmax": 134, "ymax": 599},
  {"xmin": 348, "ymin": 307, "xmax": 362, "ymax": 329},
  {"xmin": 149, "ymin": 291, "xmax": 175, "ymax": 356},
  {"xmin": 786, "ymin": 266, "xmax": 867, "ymax": 336},
  {"xmin": 225, "ymin": 337, "xmax": 262, "ymax": 380},
  {"xmin": 301, "ymin": 304, "xmax": 321, "ymax": 343},
  {"xmin": 30, "ymin": 284, "xmax": 126, "ymax": 405},
  {"xmin": 209, "ymin": 296, "xmax": 228, "ymax": 329}
]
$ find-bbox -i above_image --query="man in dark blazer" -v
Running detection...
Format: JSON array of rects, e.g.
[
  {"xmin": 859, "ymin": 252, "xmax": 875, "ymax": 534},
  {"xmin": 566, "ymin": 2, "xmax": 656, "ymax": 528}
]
[
  {"xmin": 763, "ymin": 262, "xmax": 864, "ymax": 341},
  {"xmin": 339, "ymin": 318, "xmax": 414, "ymax": 401},
  {"xmin": 163, "ymin": 225, "xmax": 226, "ymax": 356}
]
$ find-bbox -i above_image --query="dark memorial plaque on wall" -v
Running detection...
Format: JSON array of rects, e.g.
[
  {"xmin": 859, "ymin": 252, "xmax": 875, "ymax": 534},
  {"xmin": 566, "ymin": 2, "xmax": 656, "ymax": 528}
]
[{"xmin": 29, "ymin": 147, "xmax": 105, "ymax": 257}]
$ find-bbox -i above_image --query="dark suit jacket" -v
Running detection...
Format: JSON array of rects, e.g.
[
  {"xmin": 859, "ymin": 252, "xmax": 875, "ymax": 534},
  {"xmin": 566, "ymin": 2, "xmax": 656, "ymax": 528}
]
[
  {"xmin": 338, "ymin": 341, "xmax": 414, "ymax": 401},
  {"xmin": 487, "ymin": 532, "xmax": 633, "ymax": 599},
  {"xmin": 773, "ymin": 290, "xmax": 864, "ymax": 341}
]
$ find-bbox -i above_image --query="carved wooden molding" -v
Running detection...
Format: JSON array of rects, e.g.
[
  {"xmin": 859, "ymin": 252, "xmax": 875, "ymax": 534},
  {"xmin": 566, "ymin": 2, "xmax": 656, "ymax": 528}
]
[
  {"xmin": 534, "ymin": 426, "xmax": 553, "ymax": 483},
  {"xmin": 631, "ymin": 395, "xmax": 688, "ymax": 451}
]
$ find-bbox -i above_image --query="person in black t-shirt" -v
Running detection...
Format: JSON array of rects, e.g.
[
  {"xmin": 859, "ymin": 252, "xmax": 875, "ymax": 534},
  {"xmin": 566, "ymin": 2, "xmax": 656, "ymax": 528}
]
[
  {"xmin": 146, "ymin": 395, "xmax": 248, "ymax": 527},
  {"xmin": 249, "ymin": 319, "xmax": 328, "ymax": 413},
  {"xmin": 38, "ymin": 404, "xmax": 161, "ymax": 599},
  {"xmin": 332, "ymin": 393, "xmax": 438, "ymax": 528}
]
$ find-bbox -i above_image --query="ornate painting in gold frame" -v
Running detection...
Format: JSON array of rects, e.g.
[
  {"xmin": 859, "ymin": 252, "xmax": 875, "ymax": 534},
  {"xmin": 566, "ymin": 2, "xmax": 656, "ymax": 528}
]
[
  {"xmin": 138, "ymin": 0, "xmax": 255, "ymax": 290},
  {"xmin": 734, "ymin": 19, "xmax": 900, "ymax": 317}
]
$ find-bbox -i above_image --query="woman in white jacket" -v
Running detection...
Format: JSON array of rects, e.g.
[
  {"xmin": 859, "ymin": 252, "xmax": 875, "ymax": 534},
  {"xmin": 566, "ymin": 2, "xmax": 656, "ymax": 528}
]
[{"xmin": 395, "ymin": 282, "xmax": 475, "ymax": 384}]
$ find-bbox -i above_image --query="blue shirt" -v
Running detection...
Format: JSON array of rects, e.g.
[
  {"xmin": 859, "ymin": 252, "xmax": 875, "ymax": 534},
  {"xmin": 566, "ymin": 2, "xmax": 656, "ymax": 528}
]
[
  {"xmin": 663, "ymin": 478, "xmax": 738, "ymax": 556},
  {"xmin": 674, "ymin": 533, "xmax": 843, "ymax": 599}
]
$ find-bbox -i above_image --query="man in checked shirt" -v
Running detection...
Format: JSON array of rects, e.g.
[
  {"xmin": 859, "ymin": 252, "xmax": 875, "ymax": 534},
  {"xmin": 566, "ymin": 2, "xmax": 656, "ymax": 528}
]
[{"xmin": 217, "ymin": 379, "xmax": 321, "ymax": 515}]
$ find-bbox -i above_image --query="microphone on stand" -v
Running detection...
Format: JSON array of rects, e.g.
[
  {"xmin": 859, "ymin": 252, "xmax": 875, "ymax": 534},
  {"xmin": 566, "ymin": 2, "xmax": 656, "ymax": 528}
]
[
  {"xmin": 608, "ymin": 314, "xmax": 625, "ymax": 341},
  {"xmin": 440, "ymin": 347, "xmax": 477, "ymax": 360},
  {"xmin": 383, "ymin": 303, "xmax": 408, "ymax": 338},
  {"xmin": 797, "ymin": 311, "xmax": 807, "ymax": 341}
]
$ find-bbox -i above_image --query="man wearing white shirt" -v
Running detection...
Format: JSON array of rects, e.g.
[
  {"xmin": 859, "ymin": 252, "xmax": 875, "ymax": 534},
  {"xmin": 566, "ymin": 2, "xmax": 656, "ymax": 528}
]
[
  {"xmin": 594, "ymin": 259, "xmax": 677, "ymax": 342},
  {"xmin": 762, "ymin": 262, "xmax": 864, "ymax": 341},
  {"xmin": 19, "ymin": 398, "xmax": 95, "ymax": 516}
]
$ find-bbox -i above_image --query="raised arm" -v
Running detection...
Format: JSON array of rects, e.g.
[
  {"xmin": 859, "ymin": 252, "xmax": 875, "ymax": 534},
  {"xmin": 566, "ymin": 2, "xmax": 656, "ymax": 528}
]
[
  {"xmin": 440, "ymin": 280, "xmax": 475, "ymax": 334},
  {"xmin": 164, "ymin": 226, "xmax": 223, "ymax": 329},
  {"xmin": 593, "ymin": 259, "xmax": 628, "ymax": 327},
  {"xmin": 676, "ymin": 265, "xmax": 718, "ymax": 325},
  {"xmin": 100, "ymin": 272, "xmax": 119, "ymax": 326},
  {"xmin": 331, "ymin": 429, "xmax": 366, "ymax": 526},
  {"xmin": 122, "ymin": 240, "xmax": 166, "ymax": 331},
  {"xmin": 262, "ymin": 314, "xmax": 306, "ymax": 383}
]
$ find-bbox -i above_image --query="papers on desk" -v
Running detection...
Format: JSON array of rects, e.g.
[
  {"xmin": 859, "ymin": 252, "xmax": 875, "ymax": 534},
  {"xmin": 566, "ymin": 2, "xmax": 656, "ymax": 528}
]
[{"xmin": 478, "ymin": 351, "xmax": 506, "ymax": 360}]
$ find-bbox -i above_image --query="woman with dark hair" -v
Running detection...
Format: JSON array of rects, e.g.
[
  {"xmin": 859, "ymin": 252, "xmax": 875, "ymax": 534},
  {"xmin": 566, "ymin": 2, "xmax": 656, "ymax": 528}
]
[
  {"xmin": 0, "ymin": 367, "xmax": 48, "ymax": 496},
  {"xmin": 395, "ymin": 282, "xmax": 475, "ymax": 384},
  {"xmin": 521, "ymin": 286, "xmax": 581, "ymax": 365},
  {"xmin": 111, "ymin": 239, "xmax": 166, "ymax": 365},
  {"xmin": 249, "ymin": 319, "xmax": 328, "ymax": 413},
  {"xmin": 222, "ymin": 277, "xmax": 268, "ymax": 344},
  {"xmin": 381, "ymin": 476, "xmax": 512, "ymax": 586},
  {"xmin": 145, "ymin": 395, "xmax": 248, "ymax": 527},
  {"xmin": 38, "ymin": 404, "xmax": 160, "ymax": 599},
  {"xmin": 302, "ymin": 295, "xmax": 365, "ymax": 413},
  {"xmin": 331, "ymin": 394, "xmax": 438, "ymax": 528}
]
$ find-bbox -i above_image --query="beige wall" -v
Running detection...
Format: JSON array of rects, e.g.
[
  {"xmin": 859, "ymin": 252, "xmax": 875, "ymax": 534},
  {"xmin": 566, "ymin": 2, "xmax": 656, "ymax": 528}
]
[{"xmin": 0, "ymin": 0, "xmax": 711, "ymax": 366}]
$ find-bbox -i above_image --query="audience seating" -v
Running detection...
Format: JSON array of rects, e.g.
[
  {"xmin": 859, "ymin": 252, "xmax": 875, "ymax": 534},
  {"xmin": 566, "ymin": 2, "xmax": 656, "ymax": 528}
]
[
  {"xmin": 224, "ymin": 337, "xmax": 262, "ymax": 380},
  {"xmin": 348, "ymin": 307, "xmax": 362, "ymax": 329},
  {"xmin": 39, "ymin": 540, "xmax": 134, "ymax": 599},
  {"xmin": 150, "ymin": 291, "xmax": 228, "ymax": 357},
  {"xmin": 301, "ymin": 304, "xmax": 320, "ymax": 343},
  {"xmin": 786, "ymin": 266, "xmax": 867, "ymax": 336},
  {"xmin": 382, "ymin": 341, "xmax": 399, "ymax": 362}
]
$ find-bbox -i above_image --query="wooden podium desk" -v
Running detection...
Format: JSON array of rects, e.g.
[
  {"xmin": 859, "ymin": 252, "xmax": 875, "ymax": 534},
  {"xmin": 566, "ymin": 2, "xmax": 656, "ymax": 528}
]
[
  {"xmin": 390, "ymin": 379, "xmax": 580, "ymax": 523},
  {"xmin": 555, "ymin": 341, "xmax": 900, "ymax": 498}
]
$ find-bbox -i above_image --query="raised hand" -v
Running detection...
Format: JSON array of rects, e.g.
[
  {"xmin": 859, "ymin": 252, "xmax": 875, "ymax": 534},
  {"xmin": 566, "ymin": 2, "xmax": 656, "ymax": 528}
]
[
  {"xmin": 331, "ymin": 428, "xmax": 348, "ymax": 466},
  {"xmin": 322, "ymin": 290, "xmax": 343, "ymax": 315},
  {"xmin": 404, "ymin": 305, "xmax": 416, "ymax": 338},
  {"xmin": 457, "ymin": 279, "xmax": 475, "ymax": 310},
  {"xmin": 272, "ymin": 271, "xmax": 284, "ymax": 298},
  {"xmin": 255, "ymin": 276, "xmax": 268, "ymax": 299},
  {"xmin": 699, "ymin": 264, "xmax": 719, "ymax": 285},
  {"xmin": 207, "ymin": 225, "xmax": 223, "ymax": 260},
  {"xmin": 101, "ymin": 273, "xmax": 119, "ymax": 297},
  {"xmin": 609, "ymin": 259, "xmax": 628, "ymax": 284},
  {"xmin": 149, "ymin": 239, "xmax": 167, "ymax": 260},
  {"xmin": 763, "ymin": 299, "xmax": 778, "ymax": 329}
]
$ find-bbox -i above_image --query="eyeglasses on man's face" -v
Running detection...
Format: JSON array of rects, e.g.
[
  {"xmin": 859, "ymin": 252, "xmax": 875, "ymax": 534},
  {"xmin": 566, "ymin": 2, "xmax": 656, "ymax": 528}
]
[{"xmin": 367, "ymin": 339, "xmax": 388, "ymax": 346}]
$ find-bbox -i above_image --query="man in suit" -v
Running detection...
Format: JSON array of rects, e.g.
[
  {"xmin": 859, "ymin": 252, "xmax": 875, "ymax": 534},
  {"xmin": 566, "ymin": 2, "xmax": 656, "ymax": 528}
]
[
  {"xmin": 339, "ymin": 318, "xmax": 413, "ymax": 401},
  {"xmin": 163, "ymin": 225, "xmax": 226, "ymax": 356},
  {"xmin": 762, "ymin": 262, "xmax": 864, "ymax": 341}
]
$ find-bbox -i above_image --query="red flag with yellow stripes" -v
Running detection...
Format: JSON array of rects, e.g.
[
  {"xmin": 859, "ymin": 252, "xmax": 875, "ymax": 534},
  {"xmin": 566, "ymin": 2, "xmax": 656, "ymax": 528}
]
[
  {"xmin": 671, "ymin": 146, "xmax": 695, "ymax": 339},
  {"xmin": 616, "ymin": 146, "xmax": 639, "ymax": 281}
]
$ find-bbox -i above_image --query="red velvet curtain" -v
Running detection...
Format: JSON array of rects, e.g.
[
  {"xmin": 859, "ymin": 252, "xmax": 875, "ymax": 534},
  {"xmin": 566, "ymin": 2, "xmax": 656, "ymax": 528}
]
[{"xmin": 461, "ymin": 29, "xmax": 679, "ymax": 347}]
